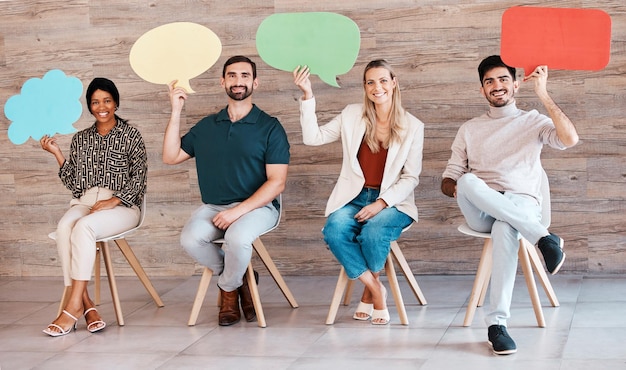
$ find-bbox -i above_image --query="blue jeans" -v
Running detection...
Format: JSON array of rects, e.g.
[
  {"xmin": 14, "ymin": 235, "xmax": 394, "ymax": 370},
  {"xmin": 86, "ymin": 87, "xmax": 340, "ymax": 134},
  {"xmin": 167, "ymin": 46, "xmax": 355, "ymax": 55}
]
[
  {"xmin": 456, "ymin": 173, "xmax": 545, "ymax": 326},
  {"xmin": 180, "ymin": 202, "xmax": 279, "ymax": 292},
  {"xmin": 323, "ymin": 188, "xmax": 413, "ymax": 279}
]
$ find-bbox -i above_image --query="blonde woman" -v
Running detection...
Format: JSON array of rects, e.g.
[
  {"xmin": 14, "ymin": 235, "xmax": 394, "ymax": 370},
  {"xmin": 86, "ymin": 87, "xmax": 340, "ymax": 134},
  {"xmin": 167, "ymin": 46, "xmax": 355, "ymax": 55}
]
[{"xmin": 293, "ymin": 60, "xmax": 424, "ymax": 324}]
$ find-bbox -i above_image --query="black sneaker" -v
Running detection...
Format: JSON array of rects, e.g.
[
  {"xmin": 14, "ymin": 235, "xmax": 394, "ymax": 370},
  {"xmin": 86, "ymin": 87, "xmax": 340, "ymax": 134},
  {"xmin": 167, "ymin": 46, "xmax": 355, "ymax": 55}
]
[
  {"xmin": 488, "ymin": 325, "xmax": 517, "ymax": 355},
  {"xmin": 537, "ymin": 233, "xmax": 565, "ymax": 274}
]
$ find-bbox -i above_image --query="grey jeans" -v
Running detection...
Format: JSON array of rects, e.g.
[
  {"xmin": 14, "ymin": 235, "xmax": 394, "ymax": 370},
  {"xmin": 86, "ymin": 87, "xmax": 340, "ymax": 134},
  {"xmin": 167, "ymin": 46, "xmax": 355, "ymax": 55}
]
[{"xmin": 180, "ymin": 202, "xmax": 279, "ymax": 292}]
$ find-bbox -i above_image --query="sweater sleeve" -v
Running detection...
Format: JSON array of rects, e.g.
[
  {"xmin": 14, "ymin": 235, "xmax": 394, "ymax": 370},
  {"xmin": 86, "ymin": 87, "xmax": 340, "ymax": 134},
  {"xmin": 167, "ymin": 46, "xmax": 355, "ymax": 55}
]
[{"xmin": 442, "ymin": 124, "xmax": 468, "ymax": 181}]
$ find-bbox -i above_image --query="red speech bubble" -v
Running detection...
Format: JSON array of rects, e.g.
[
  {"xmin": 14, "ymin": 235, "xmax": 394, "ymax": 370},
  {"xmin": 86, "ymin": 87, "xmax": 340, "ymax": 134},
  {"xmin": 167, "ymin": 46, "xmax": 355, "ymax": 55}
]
[{"xmin": 501, "ymin": 7, "xmax": 611, "ymax": 77}]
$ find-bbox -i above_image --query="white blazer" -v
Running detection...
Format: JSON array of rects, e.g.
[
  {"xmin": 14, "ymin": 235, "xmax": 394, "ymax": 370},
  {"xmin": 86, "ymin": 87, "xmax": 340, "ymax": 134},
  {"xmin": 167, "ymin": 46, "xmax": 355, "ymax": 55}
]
[{"xmin": 299, "ymin": 98, "xmax": 424, "ymax": 221}]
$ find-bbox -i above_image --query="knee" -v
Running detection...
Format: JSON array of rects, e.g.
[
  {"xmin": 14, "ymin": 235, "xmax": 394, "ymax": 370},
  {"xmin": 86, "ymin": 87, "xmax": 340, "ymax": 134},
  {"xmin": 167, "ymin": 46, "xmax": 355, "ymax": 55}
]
[
  {"xmin": 456, "ymin": 173, "xmax": 478, "ymax": 193},
  {"xmin": 358, "ymin": 221, "xmax": 378, "ymax": 240},
  {"xmin": 180, "ymin": 225, "xmax": 202, "ymax": 253},
  {"xmin": 323, "ymin": 219, "xmax": 353, "ymax": 246},
  {"xmin": 70, "ymin": 218, "xmax": 95, "ymax": 239},
  {"xmin": 55, "ymin": 222, "xmax": 74, "ymax": 241},
  {"xmin": 322, "ymin": 225, "xmax": 337, "ymax": 247},
  {"xmin": 223, "ymin": 233, "xmax": 254, "ymax": 252},
  {"xmin": 457, "ymin": 173, "xmax": 491, "ymax": 201},
  {"xmin": 56, "ymin": 218, "xmax": 74, "ymax": 234},
  {"xmin": 56, "ymin": 213, "xmax": 84, "ymax": 238},
  {"xmin": 357, "ymin": 225, "xmax": 391, "ymax": 248}
]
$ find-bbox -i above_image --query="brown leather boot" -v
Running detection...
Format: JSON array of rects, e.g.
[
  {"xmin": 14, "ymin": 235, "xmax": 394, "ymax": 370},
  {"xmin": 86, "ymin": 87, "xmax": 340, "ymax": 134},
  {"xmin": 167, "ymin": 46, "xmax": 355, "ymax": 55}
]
[
  {"xmin": 218, "ymin": 288, "xmax": 241, "ymax": 326},
  {"xmin": 238, "ymin": 270, "xmax": 259, "ymax": 322}
]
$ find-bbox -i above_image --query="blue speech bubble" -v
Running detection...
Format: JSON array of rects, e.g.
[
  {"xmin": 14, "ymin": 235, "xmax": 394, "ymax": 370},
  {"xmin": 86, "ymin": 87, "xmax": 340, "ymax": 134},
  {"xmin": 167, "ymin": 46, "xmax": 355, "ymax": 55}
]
[
  {"xmin": 256, "ymin": 12, "xmax": 361, "ymax": 87},
  {"xmin": 4, "ymin": 69, "xmax": 83, "ymax": 145}
]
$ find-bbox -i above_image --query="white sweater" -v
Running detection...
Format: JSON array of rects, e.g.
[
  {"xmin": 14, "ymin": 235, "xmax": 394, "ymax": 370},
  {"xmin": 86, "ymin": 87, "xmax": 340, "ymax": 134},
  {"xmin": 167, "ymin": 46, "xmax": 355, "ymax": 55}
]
[{"xmin": 442, "ymin": 102, "xmax": 565, "ymax": 201}]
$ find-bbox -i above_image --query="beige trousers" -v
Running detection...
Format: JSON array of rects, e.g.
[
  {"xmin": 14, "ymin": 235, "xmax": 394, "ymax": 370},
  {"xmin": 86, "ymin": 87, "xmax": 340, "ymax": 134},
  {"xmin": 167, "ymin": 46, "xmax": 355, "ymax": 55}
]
[{"xmin": 55, "ymin": 187, "xmax": 140, "ymax": 286}]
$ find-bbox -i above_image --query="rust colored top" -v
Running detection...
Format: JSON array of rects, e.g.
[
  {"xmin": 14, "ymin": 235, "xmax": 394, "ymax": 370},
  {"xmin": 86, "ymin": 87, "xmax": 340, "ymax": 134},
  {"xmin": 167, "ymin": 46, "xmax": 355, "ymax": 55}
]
[{"xmin": 357, "ymin": 139, "xmax": 388, "ymax": 188}]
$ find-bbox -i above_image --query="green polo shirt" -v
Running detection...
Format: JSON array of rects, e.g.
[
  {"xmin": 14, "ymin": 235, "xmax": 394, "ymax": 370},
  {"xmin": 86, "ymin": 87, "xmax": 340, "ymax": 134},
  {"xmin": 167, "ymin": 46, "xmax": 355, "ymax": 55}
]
[{"xmin": 181, "ymin": 105, "xmax": 290, "ymax": 205}]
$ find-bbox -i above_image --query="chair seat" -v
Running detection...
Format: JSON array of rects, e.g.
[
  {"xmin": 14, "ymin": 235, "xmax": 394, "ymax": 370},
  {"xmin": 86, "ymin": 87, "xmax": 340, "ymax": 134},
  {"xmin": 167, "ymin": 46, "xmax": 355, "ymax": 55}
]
[{"xmin": 457, "ymin": 223, "xmax": 491, "ymax": 238}]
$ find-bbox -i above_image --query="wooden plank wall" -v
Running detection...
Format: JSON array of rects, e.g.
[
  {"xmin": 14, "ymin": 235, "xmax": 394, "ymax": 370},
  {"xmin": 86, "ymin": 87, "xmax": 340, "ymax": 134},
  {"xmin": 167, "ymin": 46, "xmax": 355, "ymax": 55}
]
[{"xmin": 0, "ymin": 0, "xmax": 624, "ymax": 278}]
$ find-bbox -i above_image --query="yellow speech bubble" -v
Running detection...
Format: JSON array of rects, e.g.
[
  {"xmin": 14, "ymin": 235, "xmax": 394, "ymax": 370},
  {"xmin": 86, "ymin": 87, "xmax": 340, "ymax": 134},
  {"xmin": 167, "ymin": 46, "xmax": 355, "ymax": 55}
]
[{"xmin": 130, "ymin": 22, "xmax": 222, "ymax": 93}]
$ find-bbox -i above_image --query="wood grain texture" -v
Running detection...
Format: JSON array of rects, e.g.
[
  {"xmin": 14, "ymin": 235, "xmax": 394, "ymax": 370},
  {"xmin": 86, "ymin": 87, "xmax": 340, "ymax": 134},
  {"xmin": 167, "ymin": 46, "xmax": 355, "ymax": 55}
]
[{"xmin": 0, "ymin": 0, "xmax": 624, "ymax": 278}]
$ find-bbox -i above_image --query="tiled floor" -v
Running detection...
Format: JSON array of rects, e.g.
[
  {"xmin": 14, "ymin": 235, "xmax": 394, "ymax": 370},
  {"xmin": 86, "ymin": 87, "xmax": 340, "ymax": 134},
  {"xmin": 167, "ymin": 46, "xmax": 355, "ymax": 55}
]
[{"xmin": 1, "ymin": 273, "xmax": 625, "ymax": 369}]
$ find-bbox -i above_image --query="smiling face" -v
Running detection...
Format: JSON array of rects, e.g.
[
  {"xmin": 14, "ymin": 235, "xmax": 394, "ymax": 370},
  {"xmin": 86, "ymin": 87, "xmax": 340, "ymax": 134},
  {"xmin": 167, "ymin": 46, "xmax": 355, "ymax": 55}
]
[
  {"xmin": 364, "ymin": 66, "xmax": 396, "ymax": 107},
  {"xmin": 480, "ymin": 66, "xmax": 519, "ymax": 107},
  {"xmin": 89, "ymin": 89, "xmax": 117, "ymax": 125},
  {"xmin": 221, "ymin": 61, "xmax": 258, "ymax": 101}
]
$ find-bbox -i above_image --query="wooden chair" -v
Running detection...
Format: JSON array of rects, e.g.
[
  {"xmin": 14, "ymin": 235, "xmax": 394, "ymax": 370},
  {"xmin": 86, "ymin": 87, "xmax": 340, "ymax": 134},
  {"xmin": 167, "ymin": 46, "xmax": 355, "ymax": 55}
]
[
  {"xmin": 187, "ymin": 195, "xmax": 298, "ymax": 328},
  {"xmin": 459, "ymin": 170, "xmax": 559, "ymax": 327},
  {"xmin": 326, "ymin": 227, "xmax": 427, "ymax": 325},
  {"xmin": 49, "ymin": 196, "xmax": 164, "ymax": 326}
]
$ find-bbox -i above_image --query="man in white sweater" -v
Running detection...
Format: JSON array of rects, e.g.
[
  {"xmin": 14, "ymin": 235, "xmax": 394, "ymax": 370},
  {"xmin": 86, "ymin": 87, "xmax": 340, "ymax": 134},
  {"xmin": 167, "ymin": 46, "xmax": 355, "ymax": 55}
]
[{"xmin": 441, "ymin": 55, "xmax": 579, "ymax": 355}]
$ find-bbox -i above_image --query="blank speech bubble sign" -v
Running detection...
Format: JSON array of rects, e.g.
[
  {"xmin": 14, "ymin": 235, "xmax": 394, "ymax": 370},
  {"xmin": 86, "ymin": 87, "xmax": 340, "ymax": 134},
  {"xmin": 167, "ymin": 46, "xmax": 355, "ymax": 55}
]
[
  {"xmin": 501, "ymin": 7, "xmax": 611, "ymax": 76},
  {"xmin": 4, "ymin": 69, "xmax": 82, "ymax": 145},
  {"xmin": 130, "ymin": 22, "xmax": 222, "ymax": 93},
  {"xmin": 256, "ymin": 12, "xmax": 360, "ymax": 87}
]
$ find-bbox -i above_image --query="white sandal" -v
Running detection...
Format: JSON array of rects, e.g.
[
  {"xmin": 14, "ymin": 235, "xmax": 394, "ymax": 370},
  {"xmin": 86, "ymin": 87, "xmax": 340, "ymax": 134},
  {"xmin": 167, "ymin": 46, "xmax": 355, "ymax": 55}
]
[
  {"xmin": 85, "ymin": 307, "xmax": 106, "ymax": 333},
  {"xmin": 43, "ymin": 310, "xmax": 79, "ymax": 337},
  {"xmin": 371, "ymin": 308, "xmax": 390, "ymax": 325},
  {"xmin": 353, "ymin": 301, "xmax": 374, "ymax": 320}
]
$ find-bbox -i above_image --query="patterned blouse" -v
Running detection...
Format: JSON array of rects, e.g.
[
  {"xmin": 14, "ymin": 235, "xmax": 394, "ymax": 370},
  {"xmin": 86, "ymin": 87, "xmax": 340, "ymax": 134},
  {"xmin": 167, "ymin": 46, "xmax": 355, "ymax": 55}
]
[{"xmin": 58, "ymin": 118, "xmax": 147, "ymax": 208}]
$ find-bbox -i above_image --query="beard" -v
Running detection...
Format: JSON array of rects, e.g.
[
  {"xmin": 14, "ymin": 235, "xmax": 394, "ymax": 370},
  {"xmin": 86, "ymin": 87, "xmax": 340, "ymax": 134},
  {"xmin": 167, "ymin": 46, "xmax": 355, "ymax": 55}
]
[
  {"xmin": 226, "ymin": 85, "xmax": 253, "ymax": 101},
  {"xmin": 486, "ymin": 89, "xmax": 514, "ymax": 107}
]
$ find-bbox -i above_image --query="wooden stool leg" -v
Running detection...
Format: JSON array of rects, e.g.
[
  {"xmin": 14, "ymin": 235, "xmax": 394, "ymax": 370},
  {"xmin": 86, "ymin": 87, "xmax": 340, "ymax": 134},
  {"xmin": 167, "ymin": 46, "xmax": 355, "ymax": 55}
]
[
  {"xmin": 94, "ymin": 246, "xmax": 101, "ymax": 306},
  {"xmin": 386, "ymin": 254, "xmax": 408, "ymax": 325},
  {"xmin": 525, "ymin": 240, "xmax": 560, "ymax": 307},
  {"xmin": 343, "ymin": 279, "xmax": 355, "ymax": 306},
  {"xmin": 188, "ymin": 268, "xmax": 213, "ymax": 326},
  {"xmin": 326, "ymin": 267, "xmax": 350, "ymax": 325},
  {"xmin": 100, "ymin": 241, "xmax": 124, "ymax": 326},
  {"xmin": 114, "ymin": 239, "xmax": 164, "ymax": 307},
  {"xmin": 464, "ymin": 239, "xmax": 493, "ymax": 327},
  {"xmin": 247, "ymin": 263, "xmax": 266, "ymax": 328},
  {"xmin": 252, "ymin": 238, "xmax": 298, "ymax": 308},
  {"xmin": 390, "ymin": 241, "xmax": 427, "ymax": 305},
  {"xmin": 519, "ymin": 239, "xmax": 546, "ymax": 327},
  {"xmin": 477, "ymin": 263, "xmax": 492, "ymax": 308},
  {"xmin": 57, "ymin": 285, "xmax": 71, "ymax": 317}
]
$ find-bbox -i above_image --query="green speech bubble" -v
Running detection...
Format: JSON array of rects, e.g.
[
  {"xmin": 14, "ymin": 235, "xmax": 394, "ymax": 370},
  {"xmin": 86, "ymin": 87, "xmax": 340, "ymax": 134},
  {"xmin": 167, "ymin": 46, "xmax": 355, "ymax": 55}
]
[{"xmin": 256, "ymin": 12, "xmax": 360, "ymax": 87}]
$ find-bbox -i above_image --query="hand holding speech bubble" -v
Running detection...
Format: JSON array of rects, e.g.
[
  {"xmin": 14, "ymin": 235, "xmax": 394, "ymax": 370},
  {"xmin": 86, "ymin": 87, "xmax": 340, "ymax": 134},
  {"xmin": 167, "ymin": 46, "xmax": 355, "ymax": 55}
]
[
  {"xmin": 130, "ymin": 22, "xmax": 222, "ymax": 93},
  {"xmin": 256, "ymin": 12, "xmax": 360, "ymax": 87},
  {"xmin": 4, "ymin": 69, "xmax": 82, "ymax": 145},
  {"xmin": 501, "ymin": 7, "xmax": 611, "ymax": 77}
]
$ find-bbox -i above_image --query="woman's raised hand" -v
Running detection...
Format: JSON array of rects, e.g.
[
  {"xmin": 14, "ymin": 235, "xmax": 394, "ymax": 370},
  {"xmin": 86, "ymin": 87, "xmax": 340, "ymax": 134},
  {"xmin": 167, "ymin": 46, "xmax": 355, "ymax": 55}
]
[
  {"xmin": 40, "ymin": 135, "xmax": 66, "ymax": 166},
  {"xmin": 40, "ymin": 135, "xmax": 59, "ymax": 154},
  {"xmin": 293, "ymin": 65, "xmax": 314, "ymax": 100}
]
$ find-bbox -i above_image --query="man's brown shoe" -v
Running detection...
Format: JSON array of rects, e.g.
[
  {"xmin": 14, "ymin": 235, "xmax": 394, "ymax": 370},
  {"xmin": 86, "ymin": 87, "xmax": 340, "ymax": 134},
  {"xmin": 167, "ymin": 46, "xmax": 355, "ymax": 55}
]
[
  {"xmin": 238, "ymin": 270, "xmax": 259, "ymax": 322},
  {"xmin": 218, "ymin": 288, "xmax": 241, "ymax": 326}
]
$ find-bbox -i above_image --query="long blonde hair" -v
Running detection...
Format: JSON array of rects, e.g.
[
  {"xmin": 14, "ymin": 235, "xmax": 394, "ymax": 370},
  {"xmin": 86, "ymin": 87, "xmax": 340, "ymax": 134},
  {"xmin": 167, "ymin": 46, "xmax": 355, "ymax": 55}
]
[{"xmin": 361, "ymin": 59, "xmax": 407, "ymax": 153}]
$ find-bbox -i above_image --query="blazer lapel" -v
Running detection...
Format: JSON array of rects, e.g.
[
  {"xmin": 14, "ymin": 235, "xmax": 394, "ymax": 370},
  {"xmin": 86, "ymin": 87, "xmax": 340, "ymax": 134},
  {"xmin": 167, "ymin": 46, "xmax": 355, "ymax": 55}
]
[
  {"xmin": 381, "ymin": 140, "xmax": 401, "ymax": 190},
  {"xmin": 350, "ymin": 122, "xmax": 366, "ymax": 177}
]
